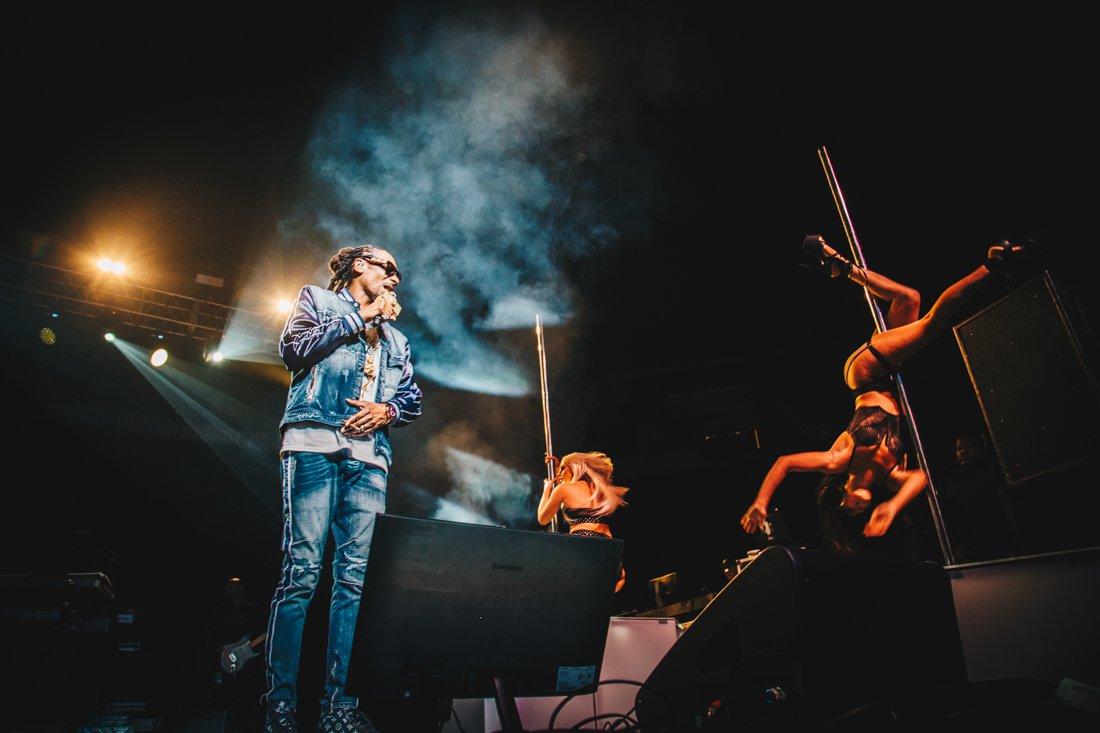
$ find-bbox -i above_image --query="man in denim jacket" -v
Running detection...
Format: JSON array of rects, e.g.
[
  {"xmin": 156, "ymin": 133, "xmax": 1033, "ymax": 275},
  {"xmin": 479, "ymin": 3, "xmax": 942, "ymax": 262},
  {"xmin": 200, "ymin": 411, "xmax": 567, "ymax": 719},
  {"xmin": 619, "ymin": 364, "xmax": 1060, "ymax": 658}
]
[{"xmin": 264, "ymin": 245, "xmax": 422, "ymax": 733}]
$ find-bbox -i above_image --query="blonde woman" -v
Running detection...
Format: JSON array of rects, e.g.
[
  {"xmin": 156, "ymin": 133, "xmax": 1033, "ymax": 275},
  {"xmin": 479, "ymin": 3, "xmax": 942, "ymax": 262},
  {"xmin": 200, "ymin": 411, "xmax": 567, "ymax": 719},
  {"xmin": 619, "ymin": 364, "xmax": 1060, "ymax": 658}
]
[{"xmin": 538, "ymin": 452, "xmax": 629, "ymax": 592}]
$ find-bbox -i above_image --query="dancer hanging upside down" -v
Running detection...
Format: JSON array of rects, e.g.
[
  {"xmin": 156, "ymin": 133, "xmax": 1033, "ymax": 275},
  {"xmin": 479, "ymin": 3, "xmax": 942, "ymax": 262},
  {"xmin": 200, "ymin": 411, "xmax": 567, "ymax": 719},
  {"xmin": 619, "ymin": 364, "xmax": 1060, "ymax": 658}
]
[
  {"xmin": 539, "ymin": 452, "xmax": 629, "ymax": 592},
  {"xmin": 741, "ymin": 236, "xmax": 1030, "ymax": 554}
]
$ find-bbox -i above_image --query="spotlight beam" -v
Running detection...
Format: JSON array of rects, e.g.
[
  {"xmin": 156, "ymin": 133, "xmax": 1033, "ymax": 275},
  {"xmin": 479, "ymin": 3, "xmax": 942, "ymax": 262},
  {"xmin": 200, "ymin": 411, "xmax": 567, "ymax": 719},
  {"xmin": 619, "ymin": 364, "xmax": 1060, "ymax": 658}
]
[{"xmin": 110, "ymin": 339, "xmax": 279, "ymax": 515}]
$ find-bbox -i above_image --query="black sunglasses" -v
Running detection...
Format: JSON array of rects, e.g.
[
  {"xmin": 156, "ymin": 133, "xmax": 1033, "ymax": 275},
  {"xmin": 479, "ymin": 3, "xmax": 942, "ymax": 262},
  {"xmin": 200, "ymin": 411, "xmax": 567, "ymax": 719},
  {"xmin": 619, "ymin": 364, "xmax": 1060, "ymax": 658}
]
[{"xmin": 362, "ymin": 257, "xmax": 402, "ymax": 281}]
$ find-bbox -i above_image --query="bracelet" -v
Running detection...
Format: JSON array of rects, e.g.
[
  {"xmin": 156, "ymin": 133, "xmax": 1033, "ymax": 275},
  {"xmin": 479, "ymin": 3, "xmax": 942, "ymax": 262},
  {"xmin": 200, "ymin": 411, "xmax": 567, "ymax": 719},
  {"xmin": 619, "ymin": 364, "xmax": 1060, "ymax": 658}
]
[{"xmin": 384, "ymin": 403, "xmax": 398, "ymax": 424}]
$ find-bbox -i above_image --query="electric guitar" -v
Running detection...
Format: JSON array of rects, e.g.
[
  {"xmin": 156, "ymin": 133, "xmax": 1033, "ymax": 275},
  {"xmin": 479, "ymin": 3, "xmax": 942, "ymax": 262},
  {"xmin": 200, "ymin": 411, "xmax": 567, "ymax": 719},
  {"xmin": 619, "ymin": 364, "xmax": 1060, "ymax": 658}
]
[{"xmin": 219, "ymin": 632, "xmax": 266, "ymax": 676}]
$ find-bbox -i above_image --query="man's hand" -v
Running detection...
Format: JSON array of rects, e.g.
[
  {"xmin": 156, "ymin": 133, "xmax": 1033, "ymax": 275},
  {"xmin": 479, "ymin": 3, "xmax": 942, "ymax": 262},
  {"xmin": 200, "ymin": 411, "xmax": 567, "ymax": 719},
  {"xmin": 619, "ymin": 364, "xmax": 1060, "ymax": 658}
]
[
  {"xmin": 358, "ymin": 293, "xmax": 399, "ymax": 324},
  {"xmin": 740, "ymin": 503, "xmax": 767, "ymax": 534},
  {"xmin": 863, "ymin": 501, "xmax": 899, "ymax": 537},
  {"xmin": 342, "ymin": 399, "xmax": 392, "ymax": 436}
]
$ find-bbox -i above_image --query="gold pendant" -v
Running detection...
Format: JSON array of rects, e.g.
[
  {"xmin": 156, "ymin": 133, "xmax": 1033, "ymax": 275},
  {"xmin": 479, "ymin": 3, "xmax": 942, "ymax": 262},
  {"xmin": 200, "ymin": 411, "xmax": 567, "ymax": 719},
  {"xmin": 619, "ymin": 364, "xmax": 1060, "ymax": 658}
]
[{"xmin": 363, "ymin": 343, "xmax": 379, "ymax": 382}]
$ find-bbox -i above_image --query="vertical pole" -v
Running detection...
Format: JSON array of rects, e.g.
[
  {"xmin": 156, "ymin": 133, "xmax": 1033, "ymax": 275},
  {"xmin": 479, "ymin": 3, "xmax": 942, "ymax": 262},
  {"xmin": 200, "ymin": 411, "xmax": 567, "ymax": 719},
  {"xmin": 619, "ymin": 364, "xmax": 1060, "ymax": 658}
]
[
  {"xmin": 536, "ymin": 316, "xmax": 561, "ymax": 533},
  {"xmin": 817, "ymin": 146, "xmax": 956, "ymax": 565}
]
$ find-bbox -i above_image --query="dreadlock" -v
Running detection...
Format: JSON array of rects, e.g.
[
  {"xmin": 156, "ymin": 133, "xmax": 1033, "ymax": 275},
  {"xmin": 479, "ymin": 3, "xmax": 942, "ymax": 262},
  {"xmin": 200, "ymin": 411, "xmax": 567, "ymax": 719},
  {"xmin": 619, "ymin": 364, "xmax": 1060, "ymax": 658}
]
[{"xmin": 327, "ymin": 244, "xmax": 382, "ymax": 291}]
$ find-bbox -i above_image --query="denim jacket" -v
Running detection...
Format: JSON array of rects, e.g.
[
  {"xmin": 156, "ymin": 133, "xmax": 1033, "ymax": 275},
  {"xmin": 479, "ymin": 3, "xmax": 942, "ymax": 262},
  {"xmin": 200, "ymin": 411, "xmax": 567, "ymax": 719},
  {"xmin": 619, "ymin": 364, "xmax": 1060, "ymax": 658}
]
[{"xmin": 278, "ymin": 285, "xmax": 422, "ymax": 463}]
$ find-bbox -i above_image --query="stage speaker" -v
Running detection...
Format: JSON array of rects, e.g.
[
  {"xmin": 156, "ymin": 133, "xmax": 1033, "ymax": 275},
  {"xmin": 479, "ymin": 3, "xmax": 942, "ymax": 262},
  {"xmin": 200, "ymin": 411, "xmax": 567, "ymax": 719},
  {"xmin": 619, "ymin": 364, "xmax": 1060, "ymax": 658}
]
[
  {"xmin": 634, "ymin": 546, "xmax": 967, "ymax": 730},
  {"xmin": 954, "ymin": 273, "xmax": 1100, "ymax": 486}
]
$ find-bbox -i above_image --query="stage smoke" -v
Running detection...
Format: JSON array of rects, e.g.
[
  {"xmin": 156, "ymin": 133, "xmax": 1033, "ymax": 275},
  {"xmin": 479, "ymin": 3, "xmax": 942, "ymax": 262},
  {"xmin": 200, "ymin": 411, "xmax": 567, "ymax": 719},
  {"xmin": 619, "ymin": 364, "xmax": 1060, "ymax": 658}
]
[
  {"xmin": 228, "ymin": 10, "xmax": 647, "ymax": 395},
  {"xmin": 437, "ymin": 447, "xmax": 536, "ymax": 528}
]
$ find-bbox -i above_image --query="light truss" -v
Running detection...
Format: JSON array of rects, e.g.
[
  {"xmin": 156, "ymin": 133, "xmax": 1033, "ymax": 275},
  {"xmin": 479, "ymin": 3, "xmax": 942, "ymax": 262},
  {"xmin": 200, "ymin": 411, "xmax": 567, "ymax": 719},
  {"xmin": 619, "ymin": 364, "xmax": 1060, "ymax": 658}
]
[{"xmin": 0, "ymin": 254, "xmax": 282, "ymax": 351}]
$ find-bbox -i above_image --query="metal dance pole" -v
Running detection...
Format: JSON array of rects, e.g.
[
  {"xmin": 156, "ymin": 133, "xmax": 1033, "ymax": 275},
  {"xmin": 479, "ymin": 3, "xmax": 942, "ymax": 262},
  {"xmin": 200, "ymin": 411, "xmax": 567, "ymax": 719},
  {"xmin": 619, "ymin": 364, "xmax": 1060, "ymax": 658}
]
[
  {"xmin": 536, "ymin": 315, "xmax": 561, "ymax": 533},
  {"xmin": 817, "ymin": 146, "xmax": 955, "ymax": 565}
]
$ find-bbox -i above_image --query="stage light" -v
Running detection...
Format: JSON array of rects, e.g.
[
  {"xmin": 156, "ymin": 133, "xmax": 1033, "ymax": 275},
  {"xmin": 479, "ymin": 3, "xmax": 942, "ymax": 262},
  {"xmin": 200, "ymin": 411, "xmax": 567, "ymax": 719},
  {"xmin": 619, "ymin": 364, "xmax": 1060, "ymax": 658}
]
[
  {"xmin": 39, "ymin": 327, "xmax": 57, "ymax": 346},
  {"xmin": 276, "ymin": 298, "xmax": 294, "ymax": 313},
  {"xmin": 51, "ymin": 312, "xmax": 60, "ymax": 318},
  {"xmin": 96, "ymin": 258, "xmax": 127, "ymax": 275},
  {"xmin": 150, "ymin": 348, "xmax": 168, "ymax": 367},
  {"xmin": 104, "ymin": 332, "xmax": 116, "ymax": 342},
  {"xmin": 211, "ymin": 351, "xmax": 224, "ymax": 363}
]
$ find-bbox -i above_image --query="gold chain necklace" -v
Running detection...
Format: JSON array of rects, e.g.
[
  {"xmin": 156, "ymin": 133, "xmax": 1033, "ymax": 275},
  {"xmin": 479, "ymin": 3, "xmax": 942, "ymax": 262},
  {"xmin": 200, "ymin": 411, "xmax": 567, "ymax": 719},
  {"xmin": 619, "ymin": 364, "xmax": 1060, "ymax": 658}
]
[{"xmin": 362, "ymin": 329, "xmax": 381, "ymax": 382}]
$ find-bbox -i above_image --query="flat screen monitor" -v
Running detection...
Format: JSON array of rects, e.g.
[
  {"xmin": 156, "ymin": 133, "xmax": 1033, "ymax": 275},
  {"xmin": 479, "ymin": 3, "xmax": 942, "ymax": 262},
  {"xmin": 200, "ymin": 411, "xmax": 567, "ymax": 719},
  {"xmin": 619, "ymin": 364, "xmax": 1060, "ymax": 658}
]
[{"xmin": 347, "ymin": 514, "xmax": 623, "ymax": 702}]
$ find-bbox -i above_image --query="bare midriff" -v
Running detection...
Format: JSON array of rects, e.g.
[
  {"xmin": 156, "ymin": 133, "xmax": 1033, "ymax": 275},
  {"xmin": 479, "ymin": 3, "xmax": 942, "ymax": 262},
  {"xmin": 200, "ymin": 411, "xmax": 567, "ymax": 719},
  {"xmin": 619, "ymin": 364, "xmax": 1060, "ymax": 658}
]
[
  {"xmin": 853, "ymin": 389, "xmax": 901, "ymax": 415},
  {"xmin": 569, "ymin": 522, "xmax": 612, "ymax": 538}
]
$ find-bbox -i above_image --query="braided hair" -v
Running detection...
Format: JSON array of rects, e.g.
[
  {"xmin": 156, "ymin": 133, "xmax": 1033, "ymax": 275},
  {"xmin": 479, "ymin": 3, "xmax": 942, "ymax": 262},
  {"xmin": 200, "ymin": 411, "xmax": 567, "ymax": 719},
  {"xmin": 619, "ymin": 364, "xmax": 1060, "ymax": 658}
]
[{"xmin": 327, "ymin": 244, "xmax": 382, "ymax": 291}]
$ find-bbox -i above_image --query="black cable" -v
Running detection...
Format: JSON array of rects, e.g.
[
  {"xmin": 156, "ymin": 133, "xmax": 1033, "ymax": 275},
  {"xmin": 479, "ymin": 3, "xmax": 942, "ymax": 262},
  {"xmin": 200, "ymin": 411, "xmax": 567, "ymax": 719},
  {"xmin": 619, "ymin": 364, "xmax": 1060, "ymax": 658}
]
[
  {"xmin": 568, "ymin": 712, "xmax": 639, "ymax": 731},
  {"xmin": 546, "ymin": 678, "xmax": 672, "ymax": 731},
  {"xmin": 605, "ymin": 706, "xmax": 636, "ymax": 731},
  {"xmin": 450, "ymin": 705, "xmax": 466, "ymax": 733},
  {"xmin": 545, "ymin": 689, "xmax": 589, "ymax": 731},
  {"xmin": 604, "ymin": 711, "xmax": 639, "ymax": 731}
]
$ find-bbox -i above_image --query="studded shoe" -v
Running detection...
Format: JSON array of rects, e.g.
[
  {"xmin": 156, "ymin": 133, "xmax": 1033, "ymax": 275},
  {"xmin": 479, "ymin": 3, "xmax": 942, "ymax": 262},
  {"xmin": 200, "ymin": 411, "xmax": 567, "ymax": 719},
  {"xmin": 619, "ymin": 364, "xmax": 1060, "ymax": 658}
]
[
  {"xmin": 264, "ymin": 701, "xmax": 300, "ymax": 733},
  {"xmin": 318, "ymin": 706, "xmax": 379, "ymax": 733},
  {"xmin": 986, "ymin": 238, "xmax": 1041, "ymax": 284}
]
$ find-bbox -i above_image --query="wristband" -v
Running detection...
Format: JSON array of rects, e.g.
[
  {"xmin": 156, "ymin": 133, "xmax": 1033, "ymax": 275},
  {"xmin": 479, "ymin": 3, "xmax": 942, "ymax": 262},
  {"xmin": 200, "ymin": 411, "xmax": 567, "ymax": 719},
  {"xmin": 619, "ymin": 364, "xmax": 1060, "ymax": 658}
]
[{"xmin": 384, "ymin": 403, "xmax": 398, "ymax": 424}]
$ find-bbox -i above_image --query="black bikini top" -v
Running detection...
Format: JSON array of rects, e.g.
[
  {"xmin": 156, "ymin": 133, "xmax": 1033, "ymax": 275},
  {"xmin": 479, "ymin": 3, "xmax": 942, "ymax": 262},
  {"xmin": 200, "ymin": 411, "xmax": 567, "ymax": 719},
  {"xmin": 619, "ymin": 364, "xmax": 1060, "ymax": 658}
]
[{"xmin": 561, "ymin": 505, "xmax": 613, "ymax": 527}]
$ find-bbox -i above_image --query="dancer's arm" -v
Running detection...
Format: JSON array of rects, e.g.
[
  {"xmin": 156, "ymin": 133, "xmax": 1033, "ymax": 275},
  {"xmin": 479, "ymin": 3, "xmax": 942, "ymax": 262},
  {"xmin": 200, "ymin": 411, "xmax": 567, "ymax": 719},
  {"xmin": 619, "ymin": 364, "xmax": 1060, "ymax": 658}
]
[
  {"xmin": 740, "ymin": 431, "xmax": 854, "ymax": 533},
  {"xmin": 538, "ymin": 479, "xmax": 581, "ymax": 526},
  {"xmin": 863, "ymin": 467, "xmax": 927, "ymax": 537}
]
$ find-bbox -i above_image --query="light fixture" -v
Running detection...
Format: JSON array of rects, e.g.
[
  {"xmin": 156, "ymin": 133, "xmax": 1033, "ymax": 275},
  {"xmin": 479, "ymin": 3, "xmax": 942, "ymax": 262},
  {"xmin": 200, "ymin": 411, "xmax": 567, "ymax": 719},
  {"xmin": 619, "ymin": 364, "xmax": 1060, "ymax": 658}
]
[
  {"xmin": 104, "ymin": 332, "xmax": 116, "ymax": 342},
  {"xmin": 39, "ymin": 327, "xmax": 57, "ymax": 346},
  {"xmin": 96, "ymin": 258, "xmax": 127, "ymax": 275},
  {"xmin": 211, "ymin": 351, "xmax": 224, "ymax": 363},
  {"xmin": 276, "ymin": 298, "xmax": 294, "ymax": 313},
  {"xmin": 150, "ymin": 348, "xmax": 168, "ymax": 367}
]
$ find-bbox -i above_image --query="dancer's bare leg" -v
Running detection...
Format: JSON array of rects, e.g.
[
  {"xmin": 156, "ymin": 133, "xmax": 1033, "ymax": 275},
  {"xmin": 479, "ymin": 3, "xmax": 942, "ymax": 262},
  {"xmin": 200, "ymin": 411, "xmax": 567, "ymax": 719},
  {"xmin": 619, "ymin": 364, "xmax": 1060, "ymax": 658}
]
[
  {"xmin": 822, "ymin": 242, "xmax": 920, "ymax": 328},
  {"xmin": 869, "ymin": 265, "xmax": 992, "ymax": 367},
  {"xmin": 848, "ymin": 267, "xmax": 921, "ymax": 328}
]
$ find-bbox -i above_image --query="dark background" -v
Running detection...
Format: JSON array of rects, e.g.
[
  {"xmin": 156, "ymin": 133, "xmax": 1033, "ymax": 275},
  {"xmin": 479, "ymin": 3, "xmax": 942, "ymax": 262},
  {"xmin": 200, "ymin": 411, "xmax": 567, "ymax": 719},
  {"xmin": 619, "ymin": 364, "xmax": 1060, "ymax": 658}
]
[{"xmin": 2, "ymin": 0, "xmax": 1098, "ymax": 723}]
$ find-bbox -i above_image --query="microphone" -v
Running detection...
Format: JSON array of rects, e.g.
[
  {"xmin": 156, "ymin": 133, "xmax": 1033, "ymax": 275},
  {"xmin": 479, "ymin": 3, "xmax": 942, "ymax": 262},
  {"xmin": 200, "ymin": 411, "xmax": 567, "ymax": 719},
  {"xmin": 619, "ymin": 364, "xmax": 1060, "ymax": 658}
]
[{"xmin": 369, "ymin": 291, "xmax": 401, "ymax": 328}]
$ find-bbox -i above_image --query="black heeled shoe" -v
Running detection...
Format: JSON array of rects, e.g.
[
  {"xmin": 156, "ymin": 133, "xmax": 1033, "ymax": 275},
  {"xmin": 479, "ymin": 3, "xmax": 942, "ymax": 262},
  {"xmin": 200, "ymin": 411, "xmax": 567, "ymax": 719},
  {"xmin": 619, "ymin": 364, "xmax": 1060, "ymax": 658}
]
[
  {"xmin": 985, "ymin": 238, "xmax": 1039, "ymax": 283},
  {"xmin": 802, "ymin": 234, "xmax": 854, "ymax": 279}
]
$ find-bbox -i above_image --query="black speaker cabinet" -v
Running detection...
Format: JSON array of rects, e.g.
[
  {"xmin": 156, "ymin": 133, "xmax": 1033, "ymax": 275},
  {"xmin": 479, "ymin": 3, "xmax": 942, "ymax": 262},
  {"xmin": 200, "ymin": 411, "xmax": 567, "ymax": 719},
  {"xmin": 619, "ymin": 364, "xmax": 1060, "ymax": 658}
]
[
  {"xmin": 954, "ymin": 273, "xmax": 1100, "ymax": 486},
  {"xmin": 635, "ymin": 547, "xmax": 966, "ymax": 730}
]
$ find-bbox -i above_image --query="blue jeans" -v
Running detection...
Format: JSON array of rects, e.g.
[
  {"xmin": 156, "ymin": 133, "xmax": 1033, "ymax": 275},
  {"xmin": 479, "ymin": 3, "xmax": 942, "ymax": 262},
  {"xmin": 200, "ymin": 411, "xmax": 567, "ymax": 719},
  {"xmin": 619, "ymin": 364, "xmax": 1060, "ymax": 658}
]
[{"xmin": 264, "ymin": 451, "xmax": 387, "ymax": 710}]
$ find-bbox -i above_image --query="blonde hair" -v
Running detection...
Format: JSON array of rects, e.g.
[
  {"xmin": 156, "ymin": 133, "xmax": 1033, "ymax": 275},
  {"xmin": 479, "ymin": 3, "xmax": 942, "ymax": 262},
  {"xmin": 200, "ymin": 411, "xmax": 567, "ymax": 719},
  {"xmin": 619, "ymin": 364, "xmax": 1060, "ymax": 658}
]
[{"xmin": 559, "ymin": 452, "xmax": 629, "ymax": 517}]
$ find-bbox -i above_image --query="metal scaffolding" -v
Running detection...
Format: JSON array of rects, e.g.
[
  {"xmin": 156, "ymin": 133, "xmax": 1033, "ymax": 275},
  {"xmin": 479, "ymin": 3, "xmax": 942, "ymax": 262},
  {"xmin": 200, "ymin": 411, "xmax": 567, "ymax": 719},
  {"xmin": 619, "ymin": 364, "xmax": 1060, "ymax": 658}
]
[{"xmin": 0, "ymin": 254, "xmax": 282, "ymax": 354}]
